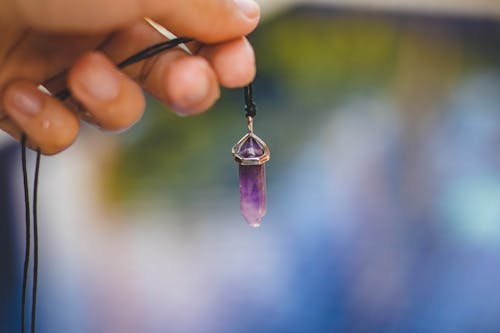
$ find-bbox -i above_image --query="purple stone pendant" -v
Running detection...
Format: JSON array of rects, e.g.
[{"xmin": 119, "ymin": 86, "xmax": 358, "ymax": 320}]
[{"xmin": 232, "ymin": 117, "xmax": 270, "ymax": 227}]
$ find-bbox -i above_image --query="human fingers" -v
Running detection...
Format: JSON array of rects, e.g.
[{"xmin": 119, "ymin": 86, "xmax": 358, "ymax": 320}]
[
  {"xmin": 139, "ymin": 39, "xmax": 257, "ymax": 114},
  {"xmin": 100, "ymin": 24, "xmax": 218, "ymax": 116},
  {"xmin": 99, "ymin": 22, "xmax": 254, "ymax": 115},
  {"xmin": 67, "ymin": 52, "xmax": 146, "ymax": 131},
  {"xmin": 1, "ymin": 80, "xmax": 79, "ymax": 155},
  {"xmin": 97, "ymin": 21, "xmax": 217, "ymax": 116},
  {"xmin": 141, "ymin": 53, "xmax": 221, "ymax": 116},
  {"xmin": 15, "ymin": 0, "xmax": 260, "ymax": 43},
  {"xmin": 199, "ymin": 37, "xmax": 256, "ymax": 88},
  {"xmin": 129, "ymin": 38, "xmax": 255, "ymax": 114}
]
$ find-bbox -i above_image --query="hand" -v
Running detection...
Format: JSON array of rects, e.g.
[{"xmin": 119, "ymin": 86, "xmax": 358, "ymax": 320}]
[{"xmin": 0, "ymin": 0, "xmax": 260, "ymax": 154}]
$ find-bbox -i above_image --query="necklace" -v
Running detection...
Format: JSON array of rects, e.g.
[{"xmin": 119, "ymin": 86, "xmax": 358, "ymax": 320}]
[
  {"xmin": 18, "ymin": 23, "xmax": 269, "ymax": 333},
  {"xmin": 232, "ymin": 84, "xmax": 270, "ymax": 227}
]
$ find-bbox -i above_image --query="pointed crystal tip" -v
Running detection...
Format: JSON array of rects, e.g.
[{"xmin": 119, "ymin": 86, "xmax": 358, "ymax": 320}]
[
  {"xmin": 232, "ymin": 133, "xmax": 270, "ymax": 166},
  {"xmin": 238, "ymin": 137, "xmax": 264, "ymax": 158},
  {"xmin": 247, "ymin": 220, "xmax": 262, "ymax": 228}
]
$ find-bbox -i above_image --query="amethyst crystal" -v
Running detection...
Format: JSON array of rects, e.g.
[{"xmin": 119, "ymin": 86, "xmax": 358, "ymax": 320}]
[
  {"xmin": 237, "ymin": 137, "xmax": 267, "ymax": 227},
  {"xmin": 239, "ymin": 165, "xmax": 267, "ymax": 227},
  {"xmin": 237, "ymin": 137, "xmax": 264, "ymax": 159}
]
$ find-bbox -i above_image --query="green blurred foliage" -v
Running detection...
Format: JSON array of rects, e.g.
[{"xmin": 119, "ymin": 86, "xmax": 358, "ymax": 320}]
[{"xmin": 254, "ymin": 14, "xmax": 400, "ymax": 98}]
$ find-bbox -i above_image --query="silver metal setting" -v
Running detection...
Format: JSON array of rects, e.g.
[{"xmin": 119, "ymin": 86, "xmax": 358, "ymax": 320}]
[
  {"xmin": 247, "ymin": 116, "xmax": 254, "ymax": 133},
  {"xmin": 232, "ymin": 130, "xmax": 270, "ymax": 166}
]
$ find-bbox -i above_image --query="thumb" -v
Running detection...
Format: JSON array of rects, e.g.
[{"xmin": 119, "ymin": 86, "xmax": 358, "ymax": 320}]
[{"xmin": 13, "ymin": 0, "xmax": 260, "ymax": 42}]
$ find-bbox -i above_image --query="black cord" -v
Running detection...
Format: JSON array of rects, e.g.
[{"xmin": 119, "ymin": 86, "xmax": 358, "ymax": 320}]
[
  {"xmin": 20, "ymin": 141, "xmax": 41, "ymax": 333},
  {"xmin": 20, "ymin": 36, "xmax": 194, "ymax": 333},
  {"xmin": 31, "ymin": 150, "xmax": 41, "ymax": 333},
  {"xmin": 117, "ymin": 37, "xmax": 193, "ymax": 68},
  {"xmin": 20, "ymin": 135, "xmax": 30, "ymax": 333},
  {"xmin": 55, "ymin": 37, "xmax": 193, "ymax": 101},
  {"xmin": 244, "ymin": 84, "xmax": 257, "ymax": 118}
]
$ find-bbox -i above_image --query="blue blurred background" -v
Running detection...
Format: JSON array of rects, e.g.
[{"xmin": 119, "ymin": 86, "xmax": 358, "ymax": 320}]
[{"xmin": 2, "ymin": 2, "xmax": 500, "ymax": 333}]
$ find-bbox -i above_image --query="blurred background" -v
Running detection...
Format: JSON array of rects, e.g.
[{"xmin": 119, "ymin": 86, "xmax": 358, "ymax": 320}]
[{"xmin": 2, "ymin": 1, "xmax": 500, "ymax": 332}]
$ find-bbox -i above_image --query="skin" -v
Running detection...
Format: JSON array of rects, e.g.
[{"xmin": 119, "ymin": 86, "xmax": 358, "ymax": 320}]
[{"xmin": 0, "ymin": 0, "xmax": 260, "ymax": 154}]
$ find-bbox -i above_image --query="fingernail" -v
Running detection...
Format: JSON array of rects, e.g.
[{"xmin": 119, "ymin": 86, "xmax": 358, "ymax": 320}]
[
  {"xmin": 78, "ymin": 55, "xmax": 120, "ymax": 102},
  {"xmin": 172, "ymin": 104, "xmax": 190, "ymax": 117},
  {"xmin": 234, "ymin": 0, "xmax": 260, "ymax": 19},
  {"xmin": 5, "ymin": 85, "xmax": 43, "ymax": 116}
]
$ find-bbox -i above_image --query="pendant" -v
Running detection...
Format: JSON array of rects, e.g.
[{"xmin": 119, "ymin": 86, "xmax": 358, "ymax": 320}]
[{"xmin": 232, "ymin": 116, "xmax": 270, "ymax": 227}]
